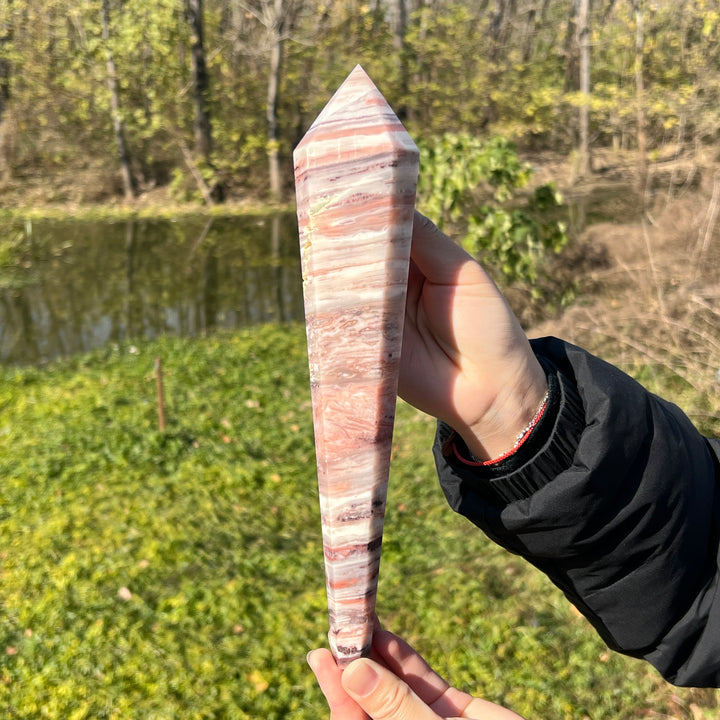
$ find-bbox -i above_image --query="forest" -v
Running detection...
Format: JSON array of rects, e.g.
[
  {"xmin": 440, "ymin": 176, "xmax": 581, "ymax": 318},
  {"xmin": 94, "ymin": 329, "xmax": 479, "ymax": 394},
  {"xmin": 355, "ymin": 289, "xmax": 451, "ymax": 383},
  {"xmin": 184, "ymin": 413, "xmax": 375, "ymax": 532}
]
[{"xmin": 1, "ymin": 0, "xmax": 719, "ymax": 206}]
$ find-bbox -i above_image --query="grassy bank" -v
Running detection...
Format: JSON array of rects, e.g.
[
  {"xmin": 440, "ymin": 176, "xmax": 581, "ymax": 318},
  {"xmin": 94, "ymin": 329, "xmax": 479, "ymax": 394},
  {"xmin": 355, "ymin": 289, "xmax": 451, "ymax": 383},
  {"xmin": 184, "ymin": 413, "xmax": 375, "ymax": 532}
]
[
  {"xmin": 1, "ymin": 325, "xmax": 718, "ymax": 719},
  {"xmin": 0, "ymin": 194, "xmax": 294, "ymax": 223}
]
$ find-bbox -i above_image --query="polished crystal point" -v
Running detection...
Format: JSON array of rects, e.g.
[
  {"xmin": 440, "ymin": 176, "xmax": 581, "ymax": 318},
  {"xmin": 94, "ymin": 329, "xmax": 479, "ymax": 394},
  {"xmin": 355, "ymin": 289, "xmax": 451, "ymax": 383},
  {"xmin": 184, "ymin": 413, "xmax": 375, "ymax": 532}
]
[{"xmin": 294, "ymin": 65, "xmax": 419, "ymax": 667}]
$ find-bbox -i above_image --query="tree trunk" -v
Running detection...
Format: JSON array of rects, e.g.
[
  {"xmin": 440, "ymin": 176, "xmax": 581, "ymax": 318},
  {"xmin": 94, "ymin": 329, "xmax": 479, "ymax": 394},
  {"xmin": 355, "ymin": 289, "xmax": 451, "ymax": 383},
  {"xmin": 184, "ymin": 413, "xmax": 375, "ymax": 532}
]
[
  {"xmin": 578, "ymin": 0, "xmax": 591, "ymax": 177},
  {"xmin": 101, "ymin": 0, "xmax": 134, "ymax": 201},
  {"xmin": 563, "ymin": 0, "xmax": 580, "ymax": 92},
  {"xmin": 0, "ymin": 7, "xmax": 11, "ymax": 181},
  {"xmin": 267, "ymin": 0, "xmax": 283, "ymax": 201},
  {"xmin": 634, "ymin": 0, "xmax": 647, "ymax": 190},
  {"xmin": 391, "ymin": 0, "xmax": 408, "ymax": 120},
  {"xmin": 186, "ymin": 0, "xmax": 212, "ymax": 163},
  {"xmin": 522, "ymin": 0, "xmax": 551, "ymax": 62},
  {"xmin": 391, "ymin": 0, "xmax": 407, "ymax": 52},
  {"xmin": 490, "ymin": 0, "xmax": 516, "ymax": 62},
  {"xmin": 230, "ymin": 0, "xmax": 249, "ymax": 69},
  {"xmin": 522, "ymin": 7, "xmax": 537, "ymax": 63},
  {"xmin": 186, "ymin": 0, "xmax": 224, "ymax": 201}
]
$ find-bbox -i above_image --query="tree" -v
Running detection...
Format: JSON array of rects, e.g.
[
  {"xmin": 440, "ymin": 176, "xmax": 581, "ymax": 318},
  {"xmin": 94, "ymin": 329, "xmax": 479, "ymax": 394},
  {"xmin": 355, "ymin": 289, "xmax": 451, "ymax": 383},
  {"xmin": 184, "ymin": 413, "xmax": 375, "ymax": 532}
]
[
  {"xmin": 186, "ymin": 0, "xmax": 212, "ymax": 162},
  {"xmin": 101, "ymin": 0, "xmax": 134, "ymax": 200},
  {"xmin": 237, "ymin": 0, "xmax": 305, "ymax": 201},
  {"xmin": 265, "ymin": 0, "xmax": 285, "ymax": 200},
  {"xmin": 577, "ymin": 0, "xmax": 591, "ymax": 177},
  {"xmin": 185, "ymin": 0, "xmax": 225, "ymax": 201},
  {"xmin": 0, "ymin": 0, "xmax": 11, "ymax": 179},
  {"xmin": 521, "ymin": 0, "xmax": 551, "ymax": 63},
  {"xmin": 388, "ymin": 0, "xmax": 408, "ymax": 119},
  {"xmin": 633, "ymin": 0, "xmax": 646, "ymax": 189},
  {"xmin": 490, "ymin": 0, "xmax": 517, "ymax": 63}
]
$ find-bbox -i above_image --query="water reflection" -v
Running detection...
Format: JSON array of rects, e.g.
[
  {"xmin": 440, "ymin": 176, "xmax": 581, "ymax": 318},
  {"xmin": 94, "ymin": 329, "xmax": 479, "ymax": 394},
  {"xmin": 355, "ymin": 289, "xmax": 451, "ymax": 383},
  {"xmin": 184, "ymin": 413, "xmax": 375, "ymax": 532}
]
[{"xmin": 0, "ymin": 214, "xmax": 304, "ymax": 365}]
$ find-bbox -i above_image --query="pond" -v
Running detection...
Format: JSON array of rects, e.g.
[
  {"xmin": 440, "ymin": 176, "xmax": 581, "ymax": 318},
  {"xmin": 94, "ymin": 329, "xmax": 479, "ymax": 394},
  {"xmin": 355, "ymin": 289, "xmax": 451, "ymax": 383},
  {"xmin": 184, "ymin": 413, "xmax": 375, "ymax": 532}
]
[
  {"xmin": 0, "ymin": 186, "xmax": 650, "ymax": 367},
  {"xmin": 0, "ymin": 214, "xmax": 304, "ymax": 366}
]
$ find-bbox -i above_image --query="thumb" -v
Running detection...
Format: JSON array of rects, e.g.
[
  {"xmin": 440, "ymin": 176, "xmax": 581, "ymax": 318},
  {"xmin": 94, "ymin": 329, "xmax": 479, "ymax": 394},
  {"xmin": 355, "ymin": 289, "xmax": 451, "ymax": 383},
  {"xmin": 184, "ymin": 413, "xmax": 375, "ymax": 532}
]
[
  {"xmin": 410, "ymin": 211, "xmax": 475, "ymax": 284},
  {"xmin": 410, "ymin": 211, "xmax": 500, "ymax": 301},
  {"xmin": 341, "ymin": 658, "xmax": 439, "ymax": 720}
]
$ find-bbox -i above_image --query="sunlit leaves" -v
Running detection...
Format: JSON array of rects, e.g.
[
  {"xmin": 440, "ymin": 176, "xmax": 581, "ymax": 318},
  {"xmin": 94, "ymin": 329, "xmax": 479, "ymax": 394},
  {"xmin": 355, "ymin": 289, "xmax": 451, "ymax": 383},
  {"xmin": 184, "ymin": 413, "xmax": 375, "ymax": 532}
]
[{"xmin": 417, "ymin": 132, "xmax": 567, "ymax": 291}]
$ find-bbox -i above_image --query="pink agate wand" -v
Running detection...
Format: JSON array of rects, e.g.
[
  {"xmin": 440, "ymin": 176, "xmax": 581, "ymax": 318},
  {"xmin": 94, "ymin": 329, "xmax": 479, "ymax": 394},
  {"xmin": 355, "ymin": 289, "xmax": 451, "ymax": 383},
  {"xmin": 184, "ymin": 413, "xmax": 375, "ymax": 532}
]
[{"xmin": 293, "ymin": 65, "xmax": 419, "ymax": 667}]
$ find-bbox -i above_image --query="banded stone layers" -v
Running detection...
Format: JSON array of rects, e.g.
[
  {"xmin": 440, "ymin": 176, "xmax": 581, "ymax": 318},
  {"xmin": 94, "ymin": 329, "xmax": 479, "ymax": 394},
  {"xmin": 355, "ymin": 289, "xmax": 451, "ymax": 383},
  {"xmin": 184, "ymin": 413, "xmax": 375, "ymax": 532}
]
[{"xmin": 294, "ymin": 65, "xmax": 419, "ymax": 667}]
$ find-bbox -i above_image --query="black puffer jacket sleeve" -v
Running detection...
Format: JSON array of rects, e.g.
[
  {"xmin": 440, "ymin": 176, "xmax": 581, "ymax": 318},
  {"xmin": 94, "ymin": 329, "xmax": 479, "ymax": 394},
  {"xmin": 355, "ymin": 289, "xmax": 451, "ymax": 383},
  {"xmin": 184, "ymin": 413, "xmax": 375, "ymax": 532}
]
[{"xmin": 433, "ymin": 336, "xmax": 720, "ymax": 688}]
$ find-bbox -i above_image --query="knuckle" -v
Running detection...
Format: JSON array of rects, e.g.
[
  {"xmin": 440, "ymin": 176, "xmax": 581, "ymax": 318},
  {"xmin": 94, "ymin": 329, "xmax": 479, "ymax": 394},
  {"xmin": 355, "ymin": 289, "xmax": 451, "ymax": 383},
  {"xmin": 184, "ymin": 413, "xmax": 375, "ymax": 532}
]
[{"xmin": 372, "ymin": 679, "xmax": 414, "ymax": 720}]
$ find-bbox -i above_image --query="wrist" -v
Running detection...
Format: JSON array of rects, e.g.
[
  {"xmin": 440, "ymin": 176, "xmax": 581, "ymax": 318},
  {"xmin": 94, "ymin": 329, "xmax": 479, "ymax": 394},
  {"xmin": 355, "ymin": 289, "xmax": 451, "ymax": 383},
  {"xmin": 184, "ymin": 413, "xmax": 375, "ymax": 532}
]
[
  {"xmin": 462, "ymin": 358, "xmax": 548, "ymax": 462},
  {"xmin": 472, "ymin": 388, "xmax": 549, "ymax": 465},
  {"xmin": 435, "ymin": 356, "xmax": 584, "ymax": 505}
]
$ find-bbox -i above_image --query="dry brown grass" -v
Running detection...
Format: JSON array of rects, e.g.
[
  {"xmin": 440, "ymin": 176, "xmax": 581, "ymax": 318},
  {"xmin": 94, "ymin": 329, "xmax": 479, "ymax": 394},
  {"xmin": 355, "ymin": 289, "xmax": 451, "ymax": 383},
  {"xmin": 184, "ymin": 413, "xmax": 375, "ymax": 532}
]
[{"xmin": 530, "ymin": 172, "xmax": 720, "ymax": 438}]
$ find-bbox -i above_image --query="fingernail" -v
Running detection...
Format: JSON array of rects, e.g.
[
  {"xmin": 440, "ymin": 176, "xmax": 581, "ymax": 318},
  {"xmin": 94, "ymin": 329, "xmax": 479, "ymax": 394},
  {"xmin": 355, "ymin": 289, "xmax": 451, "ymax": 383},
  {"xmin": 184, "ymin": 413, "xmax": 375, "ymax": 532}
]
[
  {"xmin": 306, "ymin": 650, "xmax": 318, "ymax": 670},
  {"xmin": 343, "ymin": 660, "xmax": 380, "ymax": 697}
]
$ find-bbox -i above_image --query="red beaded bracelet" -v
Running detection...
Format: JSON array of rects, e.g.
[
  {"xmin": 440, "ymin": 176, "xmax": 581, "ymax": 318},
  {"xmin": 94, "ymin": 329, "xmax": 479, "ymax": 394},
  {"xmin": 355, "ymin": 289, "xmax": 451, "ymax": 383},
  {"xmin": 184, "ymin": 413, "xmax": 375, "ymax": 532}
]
[{"xmin": 454, "ymin": 389, "xmax": 550, "ymax": 467}]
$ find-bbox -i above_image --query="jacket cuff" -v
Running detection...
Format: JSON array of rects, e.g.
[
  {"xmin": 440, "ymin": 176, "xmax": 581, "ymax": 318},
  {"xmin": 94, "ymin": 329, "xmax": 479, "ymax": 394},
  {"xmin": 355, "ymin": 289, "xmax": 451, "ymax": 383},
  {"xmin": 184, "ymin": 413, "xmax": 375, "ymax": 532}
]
[{"xmin": 433, "ymin": 356, "xmax": 585, "ymax": 504}]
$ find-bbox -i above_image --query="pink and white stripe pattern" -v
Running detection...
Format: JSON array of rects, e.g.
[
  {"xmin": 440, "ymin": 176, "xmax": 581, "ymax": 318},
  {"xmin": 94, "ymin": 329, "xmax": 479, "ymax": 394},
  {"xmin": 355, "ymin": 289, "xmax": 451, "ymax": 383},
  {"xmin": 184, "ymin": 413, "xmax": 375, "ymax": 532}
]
[{"xmin": 294, "ymin": 65, "xmax": 419, "ymax": 667}]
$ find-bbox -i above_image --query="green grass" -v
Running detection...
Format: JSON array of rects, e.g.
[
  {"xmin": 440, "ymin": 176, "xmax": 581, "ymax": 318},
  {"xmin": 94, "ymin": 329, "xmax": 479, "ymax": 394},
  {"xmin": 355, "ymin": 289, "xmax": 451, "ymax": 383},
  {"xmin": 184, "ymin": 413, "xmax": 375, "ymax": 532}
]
[{"xmin": 1, "ymin": 325, "xmax": 718, "ymax": 719}]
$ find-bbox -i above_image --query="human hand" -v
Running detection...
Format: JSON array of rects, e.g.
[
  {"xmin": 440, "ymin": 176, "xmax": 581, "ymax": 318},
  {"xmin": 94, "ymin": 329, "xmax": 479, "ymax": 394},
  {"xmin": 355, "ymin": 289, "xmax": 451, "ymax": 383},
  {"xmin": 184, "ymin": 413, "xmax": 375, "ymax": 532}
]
[
  {"xmin": 399, "ymin": 212, "xmax": 547, "ymax": 461},
  {"xmin": 307, "ymin": 628, "xmax": 527, "ymax": 720}
]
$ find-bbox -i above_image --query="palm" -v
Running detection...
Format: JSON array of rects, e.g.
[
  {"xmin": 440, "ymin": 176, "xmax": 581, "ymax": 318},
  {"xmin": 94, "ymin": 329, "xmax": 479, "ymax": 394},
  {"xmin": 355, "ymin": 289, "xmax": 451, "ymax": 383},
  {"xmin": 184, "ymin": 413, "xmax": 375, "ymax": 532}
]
[
  {"xmin": 398, "ymin": 214, "xmax": 541, "ymax": 458},
  {"xmin": 400, "ymin": 257, "xmax": 515, "ymax": 429}
]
